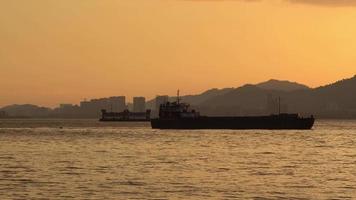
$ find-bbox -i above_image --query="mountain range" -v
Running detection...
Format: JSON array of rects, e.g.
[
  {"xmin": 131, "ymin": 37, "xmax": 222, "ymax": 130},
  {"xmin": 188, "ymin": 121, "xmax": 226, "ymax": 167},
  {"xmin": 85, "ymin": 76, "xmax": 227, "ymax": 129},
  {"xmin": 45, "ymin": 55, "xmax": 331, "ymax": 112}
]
[
  {"xmin": 1, "ymin": 75, "xmax": 356, "ymax": 118},
  {"xmin": 0, "ymin": 104, "xmax": 52, "ymax": 118},
  {"xmin": 256, "ymin": 79, "xmax": 310, "ymax": 91},
  {"xmin": 148, "ymin": 75, "xmax": 356, "ymax": 118}
]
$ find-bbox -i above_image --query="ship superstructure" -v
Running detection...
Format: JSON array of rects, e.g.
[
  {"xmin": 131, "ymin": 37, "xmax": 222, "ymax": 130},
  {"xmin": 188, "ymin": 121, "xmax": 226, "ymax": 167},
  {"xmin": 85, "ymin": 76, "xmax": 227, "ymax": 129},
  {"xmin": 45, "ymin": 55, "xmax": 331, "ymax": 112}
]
[{"xmin": 100, "ymin": 109, "xmax": 151, "ymax": 122}]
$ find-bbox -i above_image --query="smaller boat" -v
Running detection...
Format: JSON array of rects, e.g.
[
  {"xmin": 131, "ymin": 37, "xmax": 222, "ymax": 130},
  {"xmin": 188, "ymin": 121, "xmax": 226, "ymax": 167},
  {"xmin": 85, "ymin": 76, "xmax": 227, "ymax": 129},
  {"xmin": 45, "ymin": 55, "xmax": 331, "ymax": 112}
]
[{"xmin": 100, "ymin": 109, "xmax": 151, "ymax": 122}]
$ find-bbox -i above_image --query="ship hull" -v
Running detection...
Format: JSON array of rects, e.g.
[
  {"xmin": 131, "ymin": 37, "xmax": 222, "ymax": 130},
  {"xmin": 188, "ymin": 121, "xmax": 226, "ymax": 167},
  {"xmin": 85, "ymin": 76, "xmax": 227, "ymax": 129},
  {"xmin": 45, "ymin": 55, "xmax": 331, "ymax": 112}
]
[
  {"xmin": 99, "ymin": 119, "xmax": 151, "ymax": 122},
  {"xmin": 151, "ymin": 116, "xmax": 314, "ymax": 130},
  {"xmin": 100, "ymin": 119, "xmax": 150, "ymax": 122}
]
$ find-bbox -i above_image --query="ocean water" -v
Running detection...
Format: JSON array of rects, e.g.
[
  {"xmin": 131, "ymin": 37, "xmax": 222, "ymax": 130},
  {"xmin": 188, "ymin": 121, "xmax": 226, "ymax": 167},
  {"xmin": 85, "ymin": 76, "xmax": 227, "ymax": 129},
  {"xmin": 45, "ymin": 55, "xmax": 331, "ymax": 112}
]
[{"xmin": 0, "ymin": 119, "xmax": 356, "ymax": 200}]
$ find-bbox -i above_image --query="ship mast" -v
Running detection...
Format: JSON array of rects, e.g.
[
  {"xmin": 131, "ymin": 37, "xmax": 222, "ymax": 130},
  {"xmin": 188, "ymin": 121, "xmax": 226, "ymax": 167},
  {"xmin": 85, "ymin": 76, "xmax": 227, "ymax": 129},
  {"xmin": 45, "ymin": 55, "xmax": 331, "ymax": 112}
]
[{"xmin": 177, "ymin": 90, "xmax": 180, "ymax": 104}]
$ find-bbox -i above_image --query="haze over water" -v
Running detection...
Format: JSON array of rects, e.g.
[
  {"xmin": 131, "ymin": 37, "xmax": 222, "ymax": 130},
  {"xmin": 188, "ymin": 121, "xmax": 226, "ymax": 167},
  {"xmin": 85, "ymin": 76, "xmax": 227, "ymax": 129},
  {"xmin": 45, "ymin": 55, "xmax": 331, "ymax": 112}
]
[{"xmin": 1, "ymin": 119, "xmax": 356, "ymax": 199}]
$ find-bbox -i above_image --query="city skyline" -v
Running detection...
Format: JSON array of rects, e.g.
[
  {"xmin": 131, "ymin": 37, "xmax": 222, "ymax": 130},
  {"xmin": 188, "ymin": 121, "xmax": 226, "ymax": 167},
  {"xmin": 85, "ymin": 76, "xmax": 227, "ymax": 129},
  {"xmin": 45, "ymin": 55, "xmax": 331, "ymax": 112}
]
[
  {"xmin": 2, "ymin": 75, "xmax": 356, "ymax": 119},
  {"xmin": 0, "ymin": 75, "xmax": 354, "ymax": 108}
]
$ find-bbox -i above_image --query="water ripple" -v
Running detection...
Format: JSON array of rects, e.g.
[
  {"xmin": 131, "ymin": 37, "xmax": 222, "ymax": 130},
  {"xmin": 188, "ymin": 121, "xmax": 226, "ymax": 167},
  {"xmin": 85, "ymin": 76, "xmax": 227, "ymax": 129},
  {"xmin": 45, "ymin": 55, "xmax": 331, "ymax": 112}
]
[{"xmin": 0, "ymin": 119, "xmax": 356, "ymax": 199}]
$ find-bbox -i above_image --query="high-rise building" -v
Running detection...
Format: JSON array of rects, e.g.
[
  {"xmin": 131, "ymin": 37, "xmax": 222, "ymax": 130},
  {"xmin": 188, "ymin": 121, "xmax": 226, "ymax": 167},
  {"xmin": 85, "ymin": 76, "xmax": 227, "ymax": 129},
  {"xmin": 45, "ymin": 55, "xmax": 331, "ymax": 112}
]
[
  {"xmin": 79, "ymin": 96, "xmax": 126, "ymax": 117},
  {"xmin": 109, "ymin": 96, "xmax": 126, "ymax": 112},
  {"xmin": 133, "ymin": 97, "xmax": 146, "ymax": 112}
]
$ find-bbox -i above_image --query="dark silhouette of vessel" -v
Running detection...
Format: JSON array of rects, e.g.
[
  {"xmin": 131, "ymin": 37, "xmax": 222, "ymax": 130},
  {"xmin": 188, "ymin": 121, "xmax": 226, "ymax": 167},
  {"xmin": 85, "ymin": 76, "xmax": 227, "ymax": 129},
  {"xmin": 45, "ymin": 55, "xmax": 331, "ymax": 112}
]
[
  {"xmin": 100, "ymin": 109, "xmax": 151, "ymax": 122},
  {"xmin": 151, "ymin": 92, "xmax": 314, "ymax": 130}
]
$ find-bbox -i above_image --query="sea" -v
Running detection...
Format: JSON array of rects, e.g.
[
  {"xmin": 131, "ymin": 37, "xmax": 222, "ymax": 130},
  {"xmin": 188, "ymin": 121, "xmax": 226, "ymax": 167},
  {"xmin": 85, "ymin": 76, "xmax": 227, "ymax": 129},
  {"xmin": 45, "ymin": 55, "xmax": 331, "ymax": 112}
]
[{"xmin": 0, "ymin": 119, "xmax": 356, "ymax": 200}]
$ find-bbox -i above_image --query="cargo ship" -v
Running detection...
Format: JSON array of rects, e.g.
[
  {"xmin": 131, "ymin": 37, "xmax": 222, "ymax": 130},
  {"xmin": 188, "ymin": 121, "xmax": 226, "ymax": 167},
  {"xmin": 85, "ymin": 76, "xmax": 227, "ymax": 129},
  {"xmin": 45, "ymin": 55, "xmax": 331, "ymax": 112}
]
[
  {"xmin": 151, "ymin": 96, "xmax": 314, "ymax": 130},
  {"xmin": 100, "ymin": 109, "xmax": 151, "ymax": 122}
]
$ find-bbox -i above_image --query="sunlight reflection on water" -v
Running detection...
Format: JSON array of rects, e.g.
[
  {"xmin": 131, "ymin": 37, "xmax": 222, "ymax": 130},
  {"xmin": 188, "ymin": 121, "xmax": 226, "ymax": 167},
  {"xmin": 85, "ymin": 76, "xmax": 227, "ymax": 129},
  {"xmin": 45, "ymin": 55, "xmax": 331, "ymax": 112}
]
[{"xmin": 0, "ymin": 119, "xmax": 356, "ymax": 199}]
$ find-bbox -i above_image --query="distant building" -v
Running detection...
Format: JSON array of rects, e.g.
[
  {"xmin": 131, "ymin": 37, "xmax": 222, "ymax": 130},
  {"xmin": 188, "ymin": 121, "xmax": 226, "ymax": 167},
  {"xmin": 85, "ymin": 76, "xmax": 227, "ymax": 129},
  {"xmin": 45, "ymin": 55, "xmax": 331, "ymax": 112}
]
[
  {"xmin": 54, "ymin": 104, "xmax": 80, "ymax": 118},
  {"xmin": 133, "ymin": 97, "xmax": 146, "ymax": 112},
  {"xmin": 108, "ymin": 96, "xmax": 126, "ymax": 112},
  {"xmin": 153, "ymin": 95, "xmax": 169, "ymax": 117},
  {"xmin": 79, "ymin": 96, "xmax": 126, "ymax": 118},
  {"xmin": 155, "ymin": 95, "xmax": 169, "ymax": 111},
  {"xmin": 58, "ymin": 104, "xmax": 76, "ymax": 114},
  {"xmin": 80, "ymin": 98, "xmax": 107, "ymax": 117},
  {"xmin": 126, "ymin": 102, "xmax": 133, "ymax": 111}
]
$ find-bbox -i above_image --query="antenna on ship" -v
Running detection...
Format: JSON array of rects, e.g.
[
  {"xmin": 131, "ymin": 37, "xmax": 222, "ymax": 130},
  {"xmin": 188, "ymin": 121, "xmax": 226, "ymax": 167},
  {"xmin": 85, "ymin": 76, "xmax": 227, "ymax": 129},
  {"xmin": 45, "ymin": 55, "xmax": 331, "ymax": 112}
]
[{"xmin": 177, "ymin": 90, "xmax": 180, "ymax": 104}]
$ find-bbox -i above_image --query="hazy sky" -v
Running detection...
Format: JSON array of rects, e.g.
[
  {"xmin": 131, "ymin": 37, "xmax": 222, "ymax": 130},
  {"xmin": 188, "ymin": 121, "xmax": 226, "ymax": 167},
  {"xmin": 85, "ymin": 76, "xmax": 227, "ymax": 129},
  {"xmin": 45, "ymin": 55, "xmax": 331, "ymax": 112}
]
[{"xmin": 1, "ymin": 0, "xmax": 356, "ymax": 107}]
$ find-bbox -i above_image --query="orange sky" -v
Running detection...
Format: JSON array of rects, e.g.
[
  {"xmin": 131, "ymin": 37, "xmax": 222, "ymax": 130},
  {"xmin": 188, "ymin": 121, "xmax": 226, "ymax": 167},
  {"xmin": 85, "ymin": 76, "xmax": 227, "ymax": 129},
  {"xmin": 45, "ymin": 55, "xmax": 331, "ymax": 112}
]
[{"xmin": 1, "ymin": 0, "xmax": 355, "ymax": 107}]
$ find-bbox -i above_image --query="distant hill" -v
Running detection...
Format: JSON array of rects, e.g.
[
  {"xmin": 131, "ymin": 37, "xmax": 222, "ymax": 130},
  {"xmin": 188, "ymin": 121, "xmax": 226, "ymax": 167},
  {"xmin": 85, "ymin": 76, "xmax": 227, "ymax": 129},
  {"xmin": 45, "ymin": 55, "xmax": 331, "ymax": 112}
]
[
  {"xmin": 197, "ymin": 84, "xmax": 283, "ymax": 116},
  {"xmin": 146, "ymin": 79, "xmax": 309, "ymax": 110},
  {"xmin": 256, "ymin": 79, "xmax": 310, "ymax": 91},
  {"xmin": 196, "ymin": 75, "xmax": 356, "ymax": 118},
  {"xmin": 145, "ymin": 79, "xmax": 310, "ymax": 115},
  {"xmin": 0, "ymin": 104, "xmax": 52, "ymax": 117},
  {"xmin": 178, "ymin": 88, "xmax": 235, "ymax": 105},
  {"xmin": 146, "ymin": 76, "xmax": 356, "ymax": 118},
  {"xmin": 145, "ymin": 87, "xmax": 234, "ymax": 110},
  {"xmin": 306, "ymin": 75, "xmax": 356, "ymax": 117}
]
